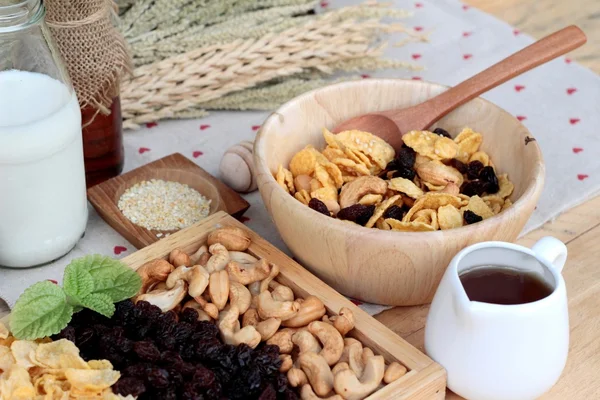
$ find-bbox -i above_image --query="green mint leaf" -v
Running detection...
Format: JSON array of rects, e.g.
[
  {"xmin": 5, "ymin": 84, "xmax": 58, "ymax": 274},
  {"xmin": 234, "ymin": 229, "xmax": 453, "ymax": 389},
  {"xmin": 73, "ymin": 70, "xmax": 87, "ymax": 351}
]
[
  {"xmin": 10, "ymin": 281, "xmax": 73, "ymax": 340},
  {"xmin": 78, "ymin": 293, "xmax": 115, "ymax": 318},
  {"xmin": 72, "ymin": 254, "xmax": 142, "ymax": 302},
  {"xmin": 63, "ymin": 261, "xmax": 94, "ymax": 301}
]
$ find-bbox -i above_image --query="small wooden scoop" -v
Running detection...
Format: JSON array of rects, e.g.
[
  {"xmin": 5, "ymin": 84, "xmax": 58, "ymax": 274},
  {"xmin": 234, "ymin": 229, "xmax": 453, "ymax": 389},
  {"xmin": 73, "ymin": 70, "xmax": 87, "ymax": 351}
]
[{"xmin": 333, "ymin": 25, "xmax": 587, "ymax": 150}]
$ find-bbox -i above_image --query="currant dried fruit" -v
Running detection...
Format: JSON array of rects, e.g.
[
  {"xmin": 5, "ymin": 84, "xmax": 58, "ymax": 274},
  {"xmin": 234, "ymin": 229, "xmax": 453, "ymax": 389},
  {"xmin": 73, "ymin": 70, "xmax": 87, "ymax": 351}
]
[
  {"xmin": 466, "ymin": 161, "xmax": 484, "ymax": 180},
  {"xmin": 433, "ymin": 127, "xmax": 452, "ymax": 138},
  {"xmin": 448, "ymin": 159, "xmax": 467, "ymax": 174},
  {"xmin": 308, "ymin": 198, "xmax": 330, "ymax": 216},
  {"xmin": 464, "ymin": 210, "xmax": 483, "ymax": 225},
  {"xmin": 460, "ymin": 180, "xmax": 487, "ymax": 197},
  {"xmin": 383, "ymin": 205, "xmax": 404, "ymax": 221},
  {"xmin": 479, "ymin": 166, "xmax": 499, "ymax": 193}
]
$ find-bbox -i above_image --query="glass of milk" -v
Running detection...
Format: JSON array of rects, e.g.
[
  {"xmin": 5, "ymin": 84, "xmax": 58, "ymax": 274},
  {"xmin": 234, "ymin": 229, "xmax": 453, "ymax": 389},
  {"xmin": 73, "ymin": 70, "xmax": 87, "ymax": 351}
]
[{"xmin": 0, "ymin": 0, "xmax": 88, "ymax": 267}]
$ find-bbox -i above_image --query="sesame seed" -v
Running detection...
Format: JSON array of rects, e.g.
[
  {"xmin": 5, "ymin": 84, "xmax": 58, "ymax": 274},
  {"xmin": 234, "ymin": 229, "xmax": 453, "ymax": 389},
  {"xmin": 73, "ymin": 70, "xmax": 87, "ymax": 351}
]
[{"xmin": 118, "ymin": 179, "xmax": 211, "ymax": 231}]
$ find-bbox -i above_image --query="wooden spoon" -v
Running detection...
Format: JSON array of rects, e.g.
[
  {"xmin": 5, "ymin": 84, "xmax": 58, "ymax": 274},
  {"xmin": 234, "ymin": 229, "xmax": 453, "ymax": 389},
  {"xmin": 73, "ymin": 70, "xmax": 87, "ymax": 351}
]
[{"xmin": 332, "ymin": 25, "xmax": 587, "ymax": 150}]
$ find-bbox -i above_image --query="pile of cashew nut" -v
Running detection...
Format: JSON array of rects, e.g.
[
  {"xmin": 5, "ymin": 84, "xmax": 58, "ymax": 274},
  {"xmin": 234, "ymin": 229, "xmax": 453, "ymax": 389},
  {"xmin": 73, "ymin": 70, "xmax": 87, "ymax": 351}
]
[{"xmin": 134, "ymin": 226, "xmax": 407, "ymax": 400}]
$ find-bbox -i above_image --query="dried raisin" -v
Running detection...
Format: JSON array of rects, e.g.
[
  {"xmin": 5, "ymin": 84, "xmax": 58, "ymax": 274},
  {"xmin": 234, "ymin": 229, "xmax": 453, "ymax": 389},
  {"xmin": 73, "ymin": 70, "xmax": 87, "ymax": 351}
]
[
  {"xmin": 460, "ymin": 180, "xmax": 487, "ymax": 197},
  {"xmin": 383, "ymin": 205, "xmax": 405, "ymax": 221},
  {"xmin": 464, "ymin": 210, "xmax": 483, "ymax": 225},
  {"xmin": 308, "ymin": 198, "xmax": 330, "ymax": 216},
  {"xmin": 448, "ymin": 159, "xmax": 467, "ymax": 174},
  {"xmin": 466, "ymin": 161, "xmax": 484, "ymax": 180},
  {"xmin": 433, "ymin": 127, "xmax": 452, "ymax": 138},
  {"xmin": 392, "ymin": 167, "xmax": 416, "ymax": 181},
  {"xmin": 479, "ymin": 166, "xmax": 499, "ymax": 193}
]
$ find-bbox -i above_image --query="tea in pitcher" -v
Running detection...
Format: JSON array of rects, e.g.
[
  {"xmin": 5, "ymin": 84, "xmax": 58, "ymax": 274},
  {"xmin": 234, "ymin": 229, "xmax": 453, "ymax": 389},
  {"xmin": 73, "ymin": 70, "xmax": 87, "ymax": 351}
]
[{"xmin": 460, "ymin": 266, "xmax": 554, "ymax": 305}]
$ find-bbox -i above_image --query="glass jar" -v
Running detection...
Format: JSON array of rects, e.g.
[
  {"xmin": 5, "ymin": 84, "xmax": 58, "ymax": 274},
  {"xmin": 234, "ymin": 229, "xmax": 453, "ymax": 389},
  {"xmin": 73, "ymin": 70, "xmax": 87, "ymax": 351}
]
[
  {"xmin": 0, "ymin": 0, "xmax": 88, "ymax": 268},
  {"xmin": 81, "ymin": 96, "xmax": 124, "ymax": 188}
]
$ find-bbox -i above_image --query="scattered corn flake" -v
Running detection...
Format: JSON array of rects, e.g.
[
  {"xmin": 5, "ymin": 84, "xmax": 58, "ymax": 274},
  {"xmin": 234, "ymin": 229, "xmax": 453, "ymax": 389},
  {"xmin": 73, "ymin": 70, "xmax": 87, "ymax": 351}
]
[
  {"xmin": 466, "ymin": 195, "xmax": 495, "ymax": 219},
  {"xmin": 0, "ymin": 345, "xmax": 15, "ymax": 372},
  {"xmin": 0, "ymin": 336, "xmax": 15, "ymax": 348},
  {"xmin": 348, "ymin": 148, "xmax": 373, "ymax": 170},
  {"xmin": 385, "ymin": 219, "xmax": 436, "ymax": 232},
  {"xmin": 323, "ymin": 128, "xmax": 342, "ymax": 149},
  {"xmin": 483, "ymin": 195, "xmax": 504, "ymax": 214},
  {"xmin": 403, "ymin": 130, "xmax": 458, "ymax": 160},
  {"xmin": 275, "ymin": 165, "xmax": 295, "ymax": 194},
  {"xmin": 35, "ymin": 340, "xmax": 80, "ymax": 370},
  {"xmin": 403, "ymin": 193, "xmax": 462, "ymax": 222},
  {"xmin": 0, "ymin": 322, "xmax": 8, "ymax": 340},
  {"xmin": 310, "ymin": 178, "xmax": 322, "ymax": 193},
  {"xmin": 497, "ymin": 174, "xmax": 514, "ymax": 199},
  {"xmin": 332, "ymin": 129, "xmax": 395, "ymax": 170},
  {"xmin": 11, "ymin": 340, "xmax": 38, "ymax": 370},
  {"xmin": 423, "ymin": 181, "xmax": 445, "ymax": 192},
  {"xmin": 322, "ymin": 146, "xmax": 345, "ymax": 162},
  {"xmin": 376, "ymin": 218, "xmax": 392, "ymax": 230},
  {"xmin": 333, "ymin": 157, "xmax": 370, "ymax": 176},
  {"xmin": 289, "ymin": 146, "xmax": 318, "ymax": 177},
  {"xmin": 1, "ymin": 365, "xmax": 36, "ymax": 398},
  {"xmin": 454, "ymin": 127, "xmax": 483, "ymax": 162},
  {"xmin": 414, "ymin": 154, "xmax": 430, "ymax": 168},
  {"xmin": 412, "ymin": 209, "xmax": 439, "ymax": 230},
  {"xmin": 314, "ymin": 163, "xmax": 336, "ymax": 189},
  {"xmin": 294, "ymin": 190, "xmax": 311, "ymax": 205},
  {"xmin": 59, "ymin": 353, "xmax": 90, "ymax": 370},
  {"xmin": 388, "ymin": 177, "xmax": 424, "ymax": 199},
  {"xmin": 502, "ymin": 198, "xmax": 513, "ymax": 210},
  {"xmin": 87, "ymin": 360, "xmax": 113, "ymax": 371},
  {"xmin": 311, "ymin": 186, "xmax": 338, "ymax": 202},
  {"xmin": 358, "ymin": 194, "xmax": 382, "ymax": 206},
  {"xmin": 320, "ymin": 161, "xmax": 344, "ymax": 188},
  {"xmin": 65, "ymin": 368, "xmax": 120, "ymax": 392},
  {"xmin": 342, "ymin": 176, "xmax": 358, "ymax": 183},
  {"xmin": 438, "ymin": 205, "xmax": 463, "ymax": 230},
  {"xmin": 469, "ymin": 151, "xmax": 490, "ymax": 166},
  {"xmin": 365, "ymin": 195, "xmax": 401, "ymax": 228}
]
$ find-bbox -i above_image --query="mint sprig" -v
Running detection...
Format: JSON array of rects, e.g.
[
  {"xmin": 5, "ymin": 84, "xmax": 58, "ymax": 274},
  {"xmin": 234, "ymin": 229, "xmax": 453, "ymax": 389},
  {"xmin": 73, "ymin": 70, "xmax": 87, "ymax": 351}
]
[{"xmin": 10, "ymin": 255, "xmax": 142, "ymax": 340}]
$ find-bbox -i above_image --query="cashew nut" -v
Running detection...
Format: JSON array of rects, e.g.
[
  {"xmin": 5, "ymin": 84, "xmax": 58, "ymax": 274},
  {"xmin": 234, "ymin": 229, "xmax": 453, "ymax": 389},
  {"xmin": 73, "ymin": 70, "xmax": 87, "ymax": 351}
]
[
  {"xmin": 288, "ymin": 368, "xmax": 308, "ymax": 388},
  {"xmin": 259, "ymin": 263, "xmax": 279, "ymax": 293},
  {"xmin": 136, "ymin": 280, "xmax": 187, "ymax": 312},
  {"xmin": 348, "ymin": 343, "xmax": 365, "ymax": 377},
  {"xmin": 193, "ymin": 296, "xmax": 219, "ymax": 320},
  {"xmin": 218, "ymin": 305, "xmax": 261, "ymax": 349},
  {"xmin": 169, "ymin": 248, "xmax": 190, "ymax": 267},
  {"xmin": 266, "ymin": 328, "xmax": 296, "ymax": 354},
  {"xmin": 256, "ymin": 318, "xmax": 281, "ymax": 341},
  {"xmin": 339, "ymin": 339, "xmax": 362, "ymax": 364},
  {"xmin": 258, "ymin": 290, "xmax": 300, "ymax": 321},
  {"xmin": 384, "ymin": 362, "xmax": 407, "ymax": 384},
  {"xmin": 300, "ymin": 385, "xmax": 344, "ymax": 400},
  {"xmin": 229, "ymin": 251, "xmax": 258, "ymax": 265},
  {"xmin": 209, "ymin": 270, "xmax": 229, "ymax": 310},
  {"xmin": 136, "ymin": 259, "xmax": 174, "ymax": 294},
  {"xmin": 182, "ymin": 299, "xmax": 212, "ymax": 321},
  {"xmin": 189, "ymin": 245, "xmax": 208, "ymax": 265},
  {"xmin": 339, "ymin": 176, "xmax": 387, "ymax": 209},
  {"xmin": 242, "ymin": 308, "xmax": 260, "ymax": 328},
  {"xmin": 229, "ymin": 281, "xmax": 252, "ymax": 314},
  {"xmin": 330, "ymin": 307, "xmax": 355, "ymax": 336},
  {"xmin": 280, "ymin": 354, "xmax": 293, "ymax": 373},
  {"xmin": 283, "ymin": 296, "xmax": 326, "ymax": 328},
  {"xmin": 298, "ymin": 352, "xmax": 334, "ymax": 397},
  {"xmin": 272, "ymin": 283, "xmax": 295, "ymax": 302},
  {"xmin": 206, "ymin": 244, "xmax": 230, "ymax": 273},
  {"xmin": 166, "ymin": 265, "xmax": 192, "ymax": 289},
  {"xmin": 207, "ymin": 227, "xmax": 251, "ymax": 251},
  {"xmin": 248, "ymin": 281, "xmax": 261, "ymax": 295},
  {"xmin": 292, "ymin": 329, "xmax": 322, "ymax": 354},
  {"xmin": 332, "ymin": 362, "xmax": 350, "ymax": 375},
  {"xmin": 227, "ymin": 259, "xmax": 271, "ymax": 285},
  {"xmin": 333, "ymin": 355, "xmax": 385, "ymax": 400},
  {"xmin": 149, "ymin": 281, "xmax": 168, "ymax": 292},
  {"xmin": 361, "ymin": 348, "xmax": 374, "ymax": 365},
  {"xmin": 308, "ymin": 321, "xmax": 344, "ymax": 366},
  {"xmin": 165, "ymin": 264, "xmax": 210, "ymax": 299}
]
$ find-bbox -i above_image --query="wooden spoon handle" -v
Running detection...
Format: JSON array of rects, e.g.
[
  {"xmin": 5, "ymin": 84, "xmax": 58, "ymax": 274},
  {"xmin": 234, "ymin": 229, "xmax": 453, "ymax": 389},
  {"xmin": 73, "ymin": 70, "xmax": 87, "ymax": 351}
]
[{"xmin": 407, "ymin": 25, "xmax": 587, "ymax": 127}]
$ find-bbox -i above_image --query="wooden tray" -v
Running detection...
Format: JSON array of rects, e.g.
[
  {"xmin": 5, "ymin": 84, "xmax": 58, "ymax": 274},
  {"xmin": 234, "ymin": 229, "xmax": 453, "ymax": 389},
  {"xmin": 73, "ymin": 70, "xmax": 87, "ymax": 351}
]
[
  {"xmin": 122, "ymin": 211, "xmax": 447, "ymax": 399},
  {"xmin": 87, "ymin": 153, "xmax": 250, "ymax": 249}
]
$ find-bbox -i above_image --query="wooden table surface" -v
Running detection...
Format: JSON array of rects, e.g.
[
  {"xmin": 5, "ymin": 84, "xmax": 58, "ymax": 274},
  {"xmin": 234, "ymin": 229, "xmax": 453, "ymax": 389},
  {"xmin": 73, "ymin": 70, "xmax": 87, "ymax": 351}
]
[{"xmin": 374, "ymin": 1, "xmax": 600, "ymax": 398}]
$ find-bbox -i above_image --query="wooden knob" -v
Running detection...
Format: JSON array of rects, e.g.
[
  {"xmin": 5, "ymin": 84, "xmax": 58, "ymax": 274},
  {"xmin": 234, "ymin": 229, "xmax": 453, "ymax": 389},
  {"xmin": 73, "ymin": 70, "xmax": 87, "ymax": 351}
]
[{"xmin": 219, "ymin": 141, "xmax": 257, "ymax": 193}]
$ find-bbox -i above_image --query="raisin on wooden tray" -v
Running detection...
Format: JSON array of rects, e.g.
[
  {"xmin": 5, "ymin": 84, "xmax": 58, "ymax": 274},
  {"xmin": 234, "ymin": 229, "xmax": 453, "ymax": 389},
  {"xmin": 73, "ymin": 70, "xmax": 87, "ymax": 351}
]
[
  {"xmin": 53, "ymin": 300, "xmax": 298, "ymax": 400},
  {"xmin": 464, "ymin": 210, "xmax": 483, "ymax": 225}
]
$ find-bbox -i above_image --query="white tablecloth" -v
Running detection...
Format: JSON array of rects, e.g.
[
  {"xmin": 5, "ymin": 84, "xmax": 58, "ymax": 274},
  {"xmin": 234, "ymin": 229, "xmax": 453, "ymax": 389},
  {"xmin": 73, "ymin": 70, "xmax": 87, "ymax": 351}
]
[{"xmin": 2, "ymin": 0, "xmax": 600, "ymax": 316}]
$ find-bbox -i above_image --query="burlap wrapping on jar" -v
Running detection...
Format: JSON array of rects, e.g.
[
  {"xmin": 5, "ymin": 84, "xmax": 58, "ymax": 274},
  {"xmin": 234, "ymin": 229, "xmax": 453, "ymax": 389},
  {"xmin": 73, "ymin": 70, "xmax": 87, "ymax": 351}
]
[{"xmin": 44, "ymin": 0, "xmax": 131, "ymax": 116}]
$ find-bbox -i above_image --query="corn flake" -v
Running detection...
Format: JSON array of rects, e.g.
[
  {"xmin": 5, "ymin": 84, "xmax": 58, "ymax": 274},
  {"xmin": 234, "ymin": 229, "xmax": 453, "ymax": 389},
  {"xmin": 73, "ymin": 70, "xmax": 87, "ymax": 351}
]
[
  {"xmin": 311, "ymin": 186, "xmax": 338, "ymax": 202},
  {"xmin": 412, "ymin": 209, "xmax": 439, "ymax": 230},
  {"xmin": 65, "ymin": 368, "xmax": 120, "ymax": 392},
  {"xmin": 358, "ymin": 194, "xmax": 382, "ymax": 206},
  {"xmin": 333, "ymin": 157, "xmax": 370, "ymax": 176},
  {"xmin": 289, "ymin": 146, "xmax": 318, "ymax": 176},
  {"xmin": 438, "ymin": 205, "xmax": 463, "ymax": 230},
  {"xmin": 0, "ymin": 322, "xmax": 8, "ymax": 340},
  {"xmin": 0, "ymin": 345, "xmax": 15, "ymax": 372},
  {"xmin": 330, "ymin": 129, "xmax": 395, "ymax": 171},
  {"xmin": 275, "ymin": 165, "xmax": 295, "ymax": 194},
  {"xmin": 483, "ymin": 195, "xmax": 504, "ymax": 215},
  {"xmin": 376, "ymin": 218, "xmax": 392, "ymax": 230},
  {"xmin": 1, "ymin": 365, "xmax": 36, "ymax": 399},
  {"xmin": 403, "ymin": 193, "xmax": 462, "ymax": 222},
  {"xmin": 454, "ymin": 127, "xmax": 483, "ymax": 162},
  {"xmin": 35, "ymin": 340, "xmax": 80, "ymax": 370},
  {"xmin": 314, "ymin": 163, "xmax": 336, "ymax": 190},
  {"xmin": 502, "ymin": 198, "xmax": 513, "ymax": 211},
  {"xmin": 465, "ymin": 195, "xmax": 495, "ymax": 219},
  {"xmin": 497, "ymin": 174, "xmax": 514, "ymax": 199},
  {"xmin": 365, "ymin": 195, "xmax": 401, "ymax": 228},
  {"xmin": 469, "ymin": 151, "xmax": 490, "ymax": 166},
  {"xmin": 388, "ymin": 177, "xmax": 424, "ymax": 199},
  {"xmin": 322, "ymin": 146, "xmax": 345, "ymax": 161},
  {"xmin": 11, "ymin": 340, "xmax": 38, "ymax": 370},
  {"xmin": 403, "ymin": 130, "xmax": 458, "ymax": 160},
  {"xmin": 385, "ymin": 219, "xmax": 436, "ymax": 232},
  {"xmin": 294, "ymin": 190, "xmax": 311, "ymax": 205}
]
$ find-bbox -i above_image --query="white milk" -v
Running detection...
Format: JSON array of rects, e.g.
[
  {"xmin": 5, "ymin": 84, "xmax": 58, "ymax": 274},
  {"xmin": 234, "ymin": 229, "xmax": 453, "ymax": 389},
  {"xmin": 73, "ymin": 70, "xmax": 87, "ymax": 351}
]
[{"xmin": 0, "ymin": 70, "xmax": 88, "ymax": 267}]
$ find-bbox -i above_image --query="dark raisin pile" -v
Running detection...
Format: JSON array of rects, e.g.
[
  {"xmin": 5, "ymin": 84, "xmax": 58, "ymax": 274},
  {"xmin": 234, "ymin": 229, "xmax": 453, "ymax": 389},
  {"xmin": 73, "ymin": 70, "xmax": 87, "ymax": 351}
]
[
  {"xmin": 53, "ymin": 300, "xmax": 298, "ymax": 400},
  {"xmin": 463, "ymin": 210, "xmax": 483, "ymax": 225},
  {"xmin": 380, "ymin": 146, "xmax": 417, "ymax": 181},
  {"xmin": 459, "ymin": 161, "xmax": 500, "ymax": 197},
  {"xmin": 382, "ymin": 205, "xmax": 406, "ymax": 221},
  {"xmin": 337, "ymin": 204, "xmax": 375, "ymax": 226},
  {"xmin": 308, "ymin": 198, "xmax": 330, "ymax": 216}
]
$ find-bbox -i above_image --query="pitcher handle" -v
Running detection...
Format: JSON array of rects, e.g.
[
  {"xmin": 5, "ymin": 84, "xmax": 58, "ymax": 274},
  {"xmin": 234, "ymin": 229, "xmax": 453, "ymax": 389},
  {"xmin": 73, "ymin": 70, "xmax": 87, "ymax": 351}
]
[{"xmin": 531, "ymin": 236, "xmax": 568, "ymax": 273}]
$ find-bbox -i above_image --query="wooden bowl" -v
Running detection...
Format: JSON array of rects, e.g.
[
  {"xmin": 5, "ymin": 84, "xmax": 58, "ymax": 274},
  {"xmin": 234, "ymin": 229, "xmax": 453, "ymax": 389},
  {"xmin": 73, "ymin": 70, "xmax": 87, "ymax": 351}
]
[{"xmin": 254, "ymin": 79, "xmax": 545, "ymax": 306}]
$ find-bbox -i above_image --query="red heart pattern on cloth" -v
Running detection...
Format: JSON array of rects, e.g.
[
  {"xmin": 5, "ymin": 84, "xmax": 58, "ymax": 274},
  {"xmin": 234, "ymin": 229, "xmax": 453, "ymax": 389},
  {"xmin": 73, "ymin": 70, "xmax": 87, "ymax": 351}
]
[
  {"xmin": 570, "ymin": 118, "xmax": 580, "ymax": 125},
  {"xmin": 414, "ymin": 26, "xmax": 423, "ymax": 32},
  {"xmin": 463, "ymin": 54, "xmax": 472, "ymax": 60},
  {"xmin": 252, "ymin": 125, "xmax": 261, "ymax": 131},
  {"xmin": 145, "ymin": 122, "xmax": 158, "ymax": 128},
  {"xmin": 516, "ymin": 115, "xmax": 527, "ymax": 121},
  {"xmin": 567, "ymin": 88, "xmax": 577, "ymax": 95},
  {"xmin": 350, "ymin": 298, "xmax": 363, "ymax": 306},
  {"xmin": 565, "ymin": 58, "xmax": 572, "ymax": 64},
  {"xmin": 411, "ymin": 53, "xmax": 422, "ymax": 60},
  {"xmin": 200, "ymin": 124, "xmax": 211, "ymax": 130},
  {"xmin": 361, "ymin": 74, "xmax": 370, "ymax": 79},
  {"xmin": 415, "ymin": 2, "xmax": 423, "ymax": 8},
  {"xmin": 578, "ymin": 174, "xmax": 589, "ymax": 181},
  {"xmin": 193, "ymin": 151, "xmax": 204, "ymax": 158},
  {"xmin": 514, "ymin": 84, "xmax": 525, "ymax": 92},
  {"xmin": 320, "ymin": 1, "xmax": 328, "ymax": 7},
  {"xmin": 462, "ymin": 5, "xmax": 470, "ymax": 10},
  {"xmin": 138, "ymin": 147, "xmax": 151, "ymax": 154},
  {"xmin": 573, "ymin": 147, "xmax": 583, "ymax": 154},
  {"xmin": 411, "ymin": 76, "xmax": 422, "ymax": 80},
  {"xmin": 513, "ymin": 29, "xmax": 520, "ymax": 35},
  {"xmin": 462, "ymin": 31, "xmax": 472, "ymax": 37},
  {"xmin": 113, "ymin": 246, "xmax": 127, "ymax": 255}
]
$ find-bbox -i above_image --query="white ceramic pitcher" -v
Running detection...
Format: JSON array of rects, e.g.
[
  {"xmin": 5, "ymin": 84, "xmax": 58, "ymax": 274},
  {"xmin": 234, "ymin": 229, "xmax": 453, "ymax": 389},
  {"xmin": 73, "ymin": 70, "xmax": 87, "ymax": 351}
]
[{"xmin": 424, "ymin": 237, "xmax": 569, "ymax": 400}]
